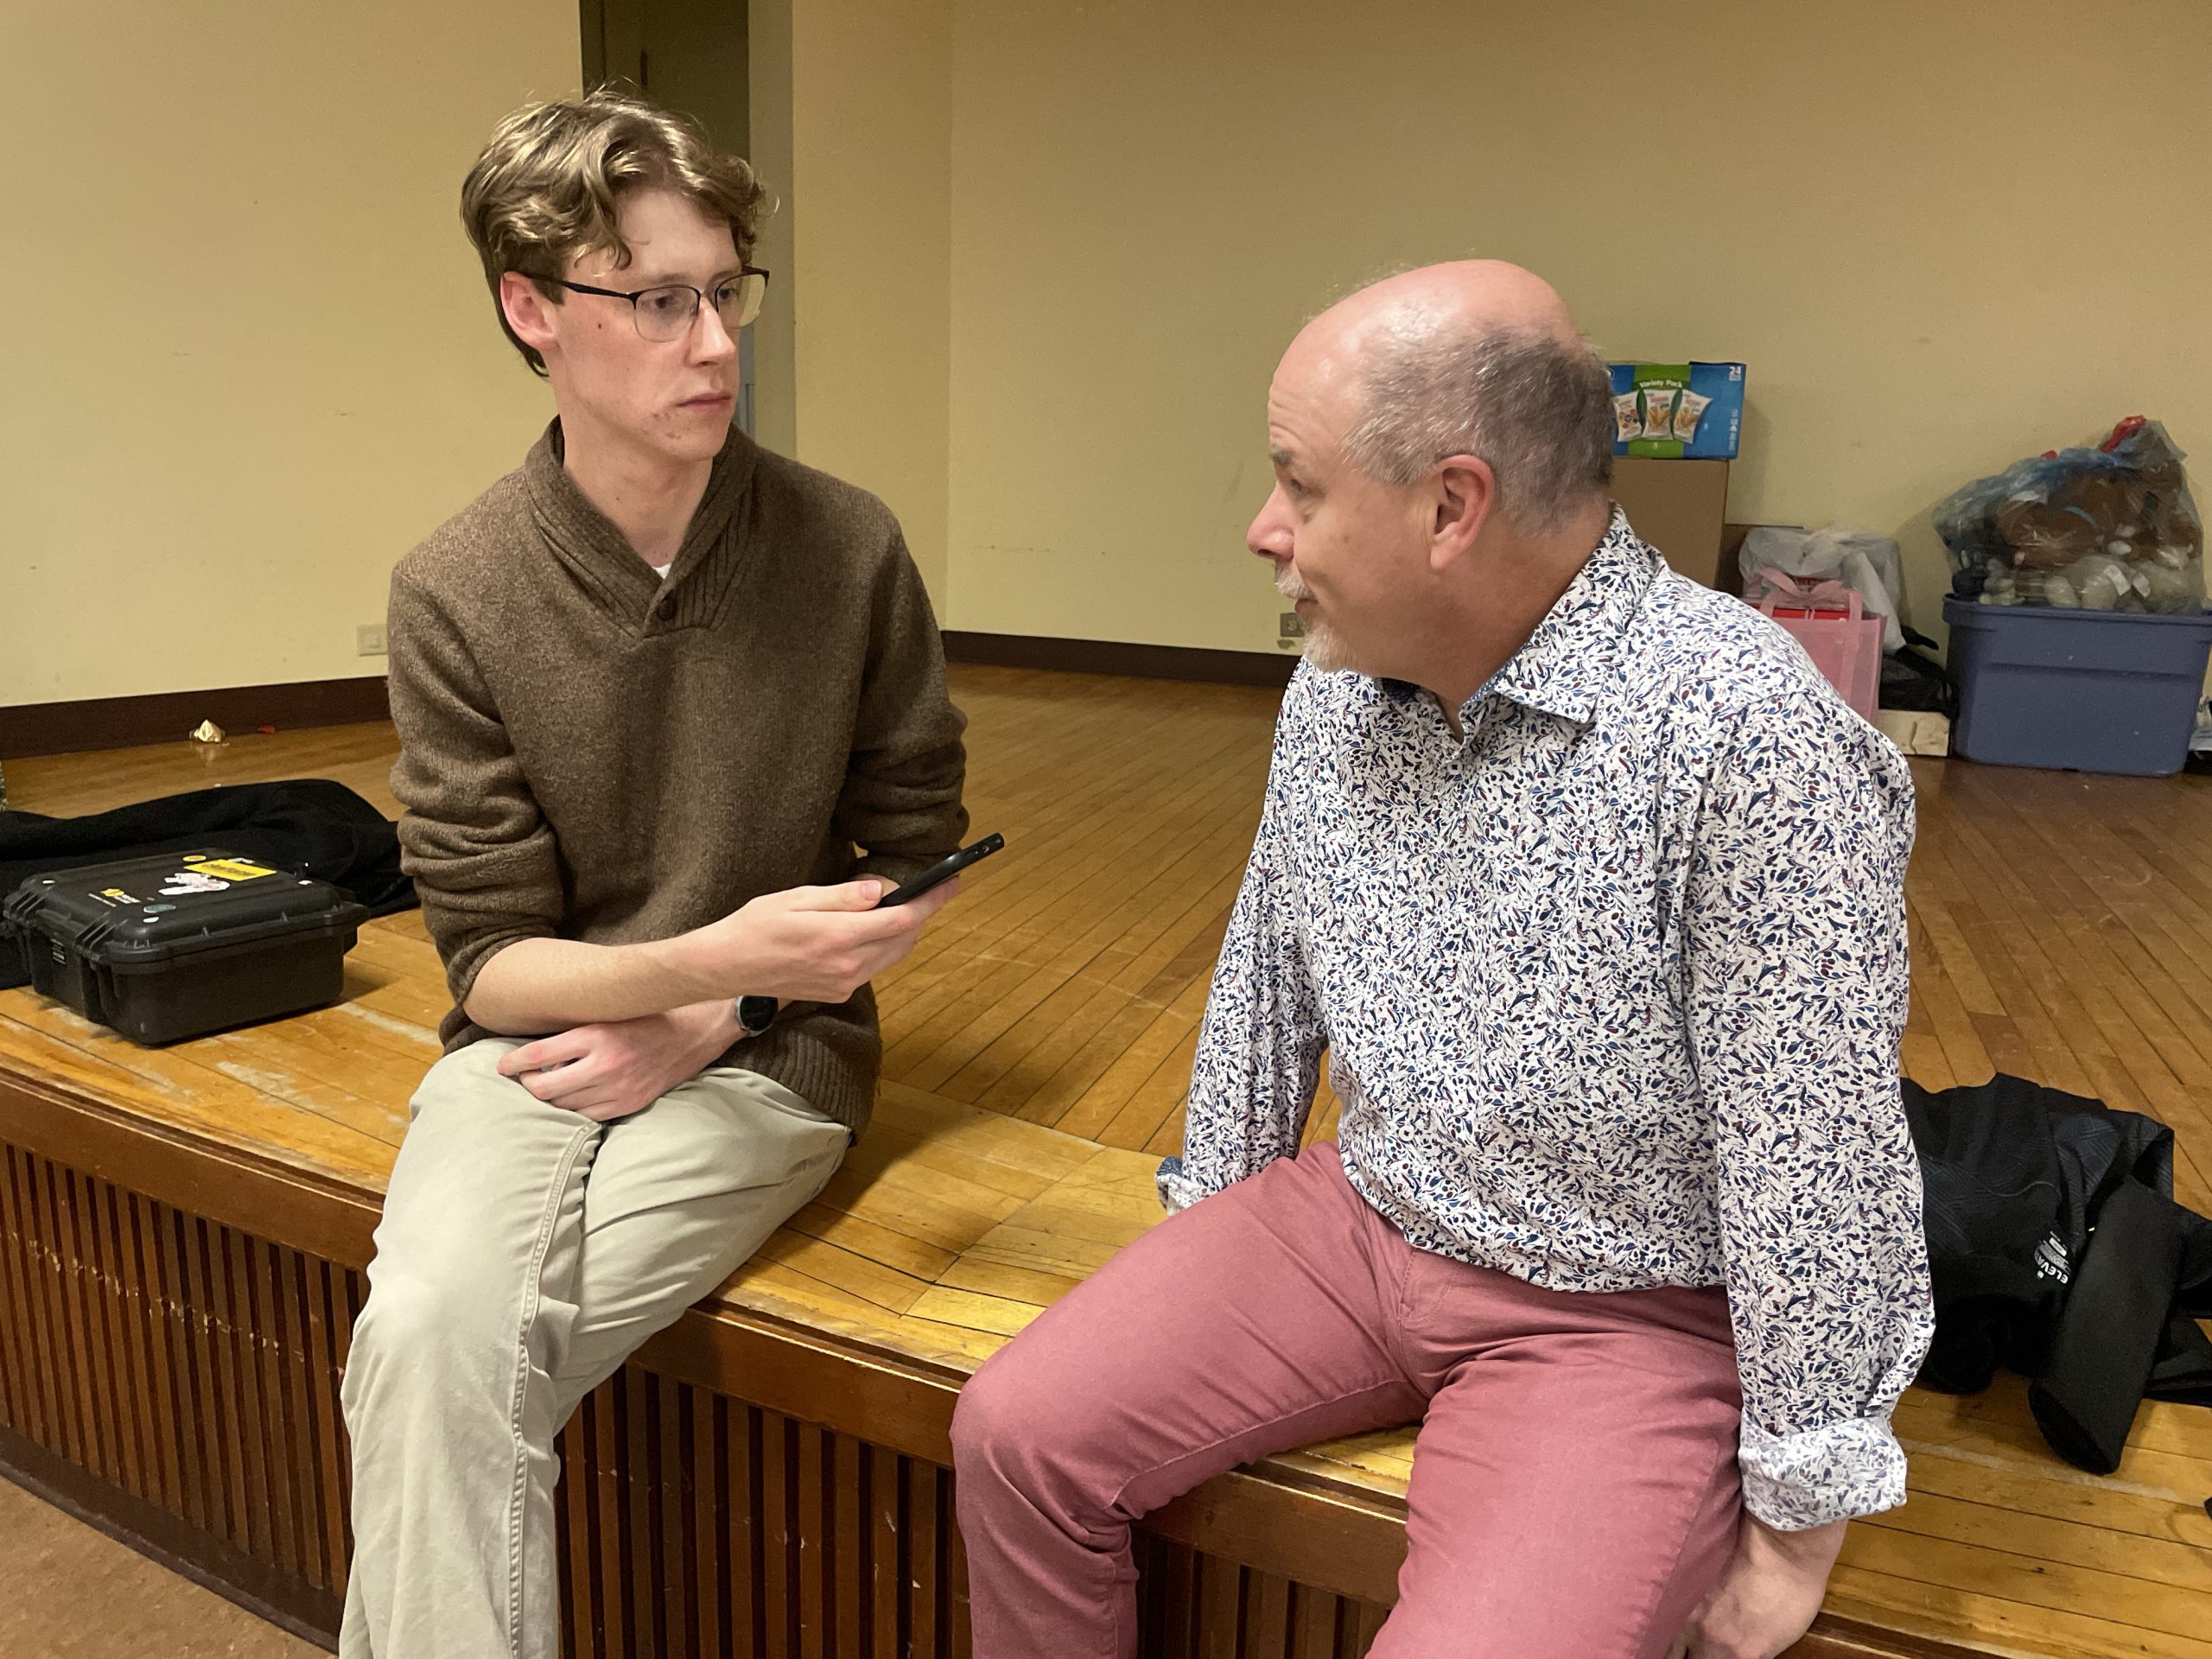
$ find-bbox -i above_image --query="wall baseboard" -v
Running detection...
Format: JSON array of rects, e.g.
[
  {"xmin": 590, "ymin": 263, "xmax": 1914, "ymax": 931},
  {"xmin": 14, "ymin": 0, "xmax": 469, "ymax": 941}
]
[
  {"xmin": 0, "ymin": 636, "xmax": 1297, "ymax": 764},
  {"xmin": 0, "ymin": 677, "xmax": 391, "ymax": 761},
  {"xmin": 942, "ymin": 629, "xmax": 1297, "ymax": 688}
]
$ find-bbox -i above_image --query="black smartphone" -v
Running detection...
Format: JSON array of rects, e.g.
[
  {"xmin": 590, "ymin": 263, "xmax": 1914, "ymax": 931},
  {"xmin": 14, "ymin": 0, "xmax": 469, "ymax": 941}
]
[{"xmin": 880, "ymin": 834, "xmax": 1005, "ymax": 906}]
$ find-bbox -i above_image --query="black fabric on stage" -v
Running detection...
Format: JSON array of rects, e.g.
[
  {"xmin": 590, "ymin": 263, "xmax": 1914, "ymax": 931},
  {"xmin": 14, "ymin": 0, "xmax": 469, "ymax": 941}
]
[
  {"xmin": 1907, "ymin": 1073, "xmax": 2212, "ymax": 1472},
  {"xmin": 0, "ymin": 779, "xmax": 415, "ymax": 989},
  {"xmin": 2029, "ymin": 1179, "xmax": 2183, "ymax": 1472}
]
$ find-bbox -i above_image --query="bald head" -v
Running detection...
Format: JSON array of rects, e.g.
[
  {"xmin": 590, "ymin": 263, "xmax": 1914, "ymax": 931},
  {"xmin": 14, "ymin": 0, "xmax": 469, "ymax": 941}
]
[
  {"xmin": 1308, "ymin": 259, "xmax": 1581, "ymax": 357},
  {"xmin": 1281, "ymin": 260, "xmax": 1613, "ymax": 532}
]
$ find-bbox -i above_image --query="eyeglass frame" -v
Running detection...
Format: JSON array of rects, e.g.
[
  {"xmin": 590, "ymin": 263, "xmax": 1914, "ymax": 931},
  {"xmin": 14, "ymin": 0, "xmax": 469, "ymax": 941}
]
[{"xmin": 531, "ymin": 268, "xmax": 772, "ymax": 340}]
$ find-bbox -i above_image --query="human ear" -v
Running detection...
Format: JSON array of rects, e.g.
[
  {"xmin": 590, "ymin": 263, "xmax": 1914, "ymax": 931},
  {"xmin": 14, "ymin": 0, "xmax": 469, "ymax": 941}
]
[
  {"xmin": 499, "ymin": 271, "xmax": 561, "ymax": 360},
  {"xmin": 1430, "ymin": 455, "xmax": 1497, "ymax": 574}
]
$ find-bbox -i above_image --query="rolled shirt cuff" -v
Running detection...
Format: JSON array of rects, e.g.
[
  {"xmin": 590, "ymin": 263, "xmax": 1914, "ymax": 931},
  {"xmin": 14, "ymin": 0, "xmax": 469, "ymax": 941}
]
[
  {"xmin": 1738, "ymin": 1410, "xmax": 1910, "ymax": 1529},
  {"xmin": 1155, "ymin": 1154, "xmax": 1204, "ymax": 1216}
]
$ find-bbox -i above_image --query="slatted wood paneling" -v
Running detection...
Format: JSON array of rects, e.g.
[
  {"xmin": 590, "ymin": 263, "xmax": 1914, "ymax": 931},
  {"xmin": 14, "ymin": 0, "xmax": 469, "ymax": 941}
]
[
  {"xmin": 0, "ymin": 1134, "xmax": 1397, "ymax": 1656},
  {"xmin": 0, "ymin": 1140, "xmax": 358, "ymax": 1631},
  {"xmin": 1134, "ymin": 1533, "xmax": 1391, "ymax": 1659}
]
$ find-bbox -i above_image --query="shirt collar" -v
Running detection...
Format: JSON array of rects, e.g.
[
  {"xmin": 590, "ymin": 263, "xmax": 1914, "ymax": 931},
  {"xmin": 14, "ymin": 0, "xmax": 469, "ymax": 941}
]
[{"xmin": 1472, "ymin": 507, "xmax": 1658, "ymax": 726}]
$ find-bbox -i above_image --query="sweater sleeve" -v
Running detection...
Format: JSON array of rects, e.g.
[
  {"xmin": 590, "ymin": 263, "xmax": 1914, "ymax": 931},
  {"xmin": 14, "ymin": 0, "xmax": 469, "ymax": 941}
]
[
  {"xmin": 836, "ymin": 529, "xmax": 969, "ymax": 887},
  {"xmin": 385, "ymin": 569, "xmax": 565, "ymax": 1006}
]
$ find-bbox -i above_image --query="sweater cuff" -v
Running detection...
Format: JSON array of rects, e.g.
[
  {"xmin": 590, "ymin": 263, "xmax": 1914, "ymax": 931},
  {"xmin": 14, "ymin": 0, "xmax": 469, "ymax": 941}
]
[{"xmin": 1738, "ymin": 1411, "xmax": 1910, "ymax": 1529}]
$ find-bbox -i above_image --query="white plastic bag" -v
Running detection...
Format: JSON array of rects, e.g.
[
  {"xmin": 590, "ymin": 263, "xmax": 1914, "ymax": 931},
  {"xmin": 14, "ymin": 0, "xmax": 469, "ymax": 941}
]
[{"xmin": 1740, "ymin": 525, "xmax": 1907, "ymax": 652}]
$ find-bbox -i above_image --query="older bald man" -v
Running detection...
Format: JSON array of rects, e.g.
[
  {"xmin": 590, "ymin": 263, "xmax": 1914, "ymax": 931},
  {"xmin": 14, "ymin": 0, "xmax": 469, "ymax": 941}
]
[{"xmin": 950, "ymin": 264, "xmax": 1932, "ymax": 1659}]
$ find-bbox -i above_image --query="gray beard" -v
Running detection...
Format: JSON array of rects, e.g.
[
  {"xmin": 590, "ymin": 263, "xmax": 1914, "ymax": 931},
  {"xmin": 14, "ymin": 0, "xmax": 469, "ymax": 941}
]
[
  {"xmin": 1275, "ymin": 570, "xmax": 1358, "ymax": 672},
  {"xmin": 1300, "ymin": 622, "xmax": 1355, "ymax": 672}
]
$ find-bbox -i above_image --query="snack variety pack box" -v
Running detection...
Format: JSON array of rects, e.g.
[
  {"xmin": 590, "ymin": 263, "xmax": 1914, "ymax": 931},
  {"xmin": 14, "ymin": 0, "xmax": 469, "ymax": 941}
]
[{"xmin": 1610, "ymin": 361, "xmax": 1745, "ymax": 459}]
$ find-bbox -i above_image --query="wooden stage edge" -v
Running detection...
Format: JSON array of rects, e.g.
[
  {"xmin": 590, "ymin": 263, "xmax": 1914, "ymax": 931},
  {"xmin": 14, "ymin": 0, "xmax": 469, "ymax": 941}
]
[{"xmin": 0, "ymin": 1059, "xmax": 1971, "ymax": 1658}]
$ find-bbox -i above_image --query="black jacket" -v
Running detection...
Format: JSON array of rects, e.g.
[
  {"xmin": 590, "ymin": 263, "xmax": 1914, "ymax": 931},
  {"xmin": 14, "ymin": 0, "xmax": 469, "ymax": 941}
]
[{"xmin": 1908, "ymin": 1073, "xmax": 2212, "ymax": 1472}]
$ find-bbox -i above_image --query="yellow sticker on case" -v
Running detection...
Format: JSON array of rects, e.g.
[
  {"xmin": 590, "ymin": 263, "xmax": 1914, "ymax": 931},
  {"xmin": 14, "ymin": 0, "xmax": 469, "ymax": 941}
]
[{"xmin": 186, "ymin": 859, "xmax": 279, "ymax": 882}]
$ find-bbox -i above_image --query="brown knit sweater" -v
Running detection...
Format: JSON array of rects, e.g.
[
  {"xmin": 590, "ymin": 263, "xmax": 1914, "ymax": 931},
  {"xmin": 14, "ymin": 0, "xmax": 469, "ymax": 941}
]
[{"xmin": 385, "ymin": 420, "xmax": 968, "ymax": 1135}]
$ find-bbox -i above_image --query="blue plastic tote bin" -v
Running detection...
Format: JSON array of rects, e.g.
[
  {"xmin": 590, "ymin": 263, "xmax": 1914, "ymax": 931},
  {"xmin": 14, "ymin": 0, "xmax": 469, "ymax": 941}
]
[{"xmin": 1943, "ymin": 597, "xmax": 2212, "ymax": 775}]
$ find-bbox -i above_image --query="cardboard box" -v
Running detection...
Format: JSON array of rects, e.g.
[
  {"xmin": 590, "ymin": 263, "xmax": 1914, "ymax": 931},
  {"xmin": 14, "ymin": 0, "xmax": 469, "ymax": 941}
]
[
  {"xmin": 1610, "ymin": 361, "xmax": 1745, "ymax": 459},
  {"xmin": 1611, "ymin": 458, "xmax": 1731, "ymax": 588}
]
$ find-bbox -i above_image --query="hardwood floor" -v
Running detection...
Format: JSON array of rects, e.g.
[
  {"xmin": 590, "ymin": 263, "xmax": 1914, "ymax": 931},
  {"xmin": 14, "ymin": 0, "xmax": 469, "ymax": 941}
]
[
  {"xmin": 3, "ymin": 662, "xmax": 2210, "ymax": 1659},
  {"xmin": 0, "ymin": 1472, "xmax": 321, "ymax": 1659}
]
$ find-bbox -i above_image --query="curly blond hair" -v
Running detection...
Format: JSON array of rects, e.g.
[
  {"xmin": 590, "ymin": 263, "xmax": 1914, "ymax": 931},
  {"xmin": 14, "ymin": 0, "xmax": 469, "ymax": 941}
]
[{"xmin": 461, "ymin": 89, "xmax": 771, "ymax": 375}]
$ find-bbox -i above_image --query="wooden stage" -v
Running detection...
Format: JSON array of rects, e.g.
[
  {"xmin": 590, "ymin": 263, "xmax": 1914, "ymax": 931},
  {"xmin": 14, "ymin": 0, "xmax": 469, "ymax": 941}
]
[{"xmin": 2, "ymin": 662, "xmax": 2209, "ymax": 1658}]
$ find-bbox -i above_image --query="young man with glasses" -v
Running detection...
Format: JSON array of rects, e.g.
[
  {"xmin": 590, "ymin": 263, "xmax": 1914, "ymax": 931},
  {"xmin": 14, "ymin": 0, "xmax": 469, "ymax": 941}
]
[{"xmin": 339, "ymin": 92, "xmax": 969, "ymax": 1658}]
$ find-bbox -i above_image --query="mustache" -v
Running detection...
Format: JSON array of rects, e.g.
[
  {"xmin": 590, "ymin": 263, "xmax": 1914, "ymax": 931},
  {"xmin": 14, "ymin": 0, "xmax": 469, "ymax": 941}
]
[{"xmin": 1273, "ymin": 566, "xmax": 1310, "ymax": 603}]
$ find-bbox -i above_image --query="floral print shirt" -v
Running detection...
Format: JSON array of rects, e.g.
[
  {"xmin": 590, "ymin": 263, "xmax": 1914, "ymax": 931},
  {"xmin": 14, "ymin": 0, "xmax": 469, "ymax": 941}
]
[{"xmin": 1160, "ymin": 511, "xmax": 1933, "ymax": 1529}]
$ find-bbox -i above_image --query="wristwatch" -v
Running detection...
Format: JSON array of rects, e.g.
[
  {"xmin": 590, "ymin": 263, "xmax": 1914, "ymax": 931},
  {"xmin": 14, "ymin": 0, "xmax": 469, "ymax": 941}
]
[{"xmin": 734, "ymin": 995, "xmax": 779, "ymax": 1039}]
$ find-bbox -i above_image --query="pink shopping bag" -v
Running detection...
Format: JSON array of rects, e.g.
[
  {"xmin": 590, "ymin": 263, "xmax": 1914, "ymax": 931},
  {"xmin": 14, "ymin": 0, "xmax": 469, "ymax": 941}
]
[{"xmin": 1754, "ymin": 571, "xmax": 1884, "ymax": 721}]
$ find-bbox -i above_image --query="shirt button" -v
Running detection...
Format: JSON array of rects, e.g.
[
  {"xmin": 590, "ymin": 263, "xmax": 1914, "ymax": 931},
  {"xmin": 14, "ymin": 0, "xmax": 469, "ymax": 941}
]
[{"xmin": 655, "ymin": 597, "xmax": 677, "ymax": 621}]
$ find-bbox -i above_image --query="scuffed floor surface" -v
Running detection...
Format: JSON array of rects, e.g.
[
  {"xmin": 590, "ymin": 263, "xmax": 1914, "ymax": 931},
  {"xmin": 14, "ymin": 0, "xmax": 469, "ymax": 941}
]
[{"xmin": 0, "ymin": 1474, "xmax": 321, "ymax": 1658}]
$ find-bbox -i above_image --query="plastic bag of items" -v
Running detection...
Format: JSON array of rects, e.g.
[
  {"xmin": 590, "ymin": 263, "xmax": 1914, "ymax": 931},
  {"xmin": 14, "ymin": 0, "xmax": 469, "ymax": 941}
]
[{"xmin": 1937, "ymin": 416, "xmax": 2204, "ymax": 613}]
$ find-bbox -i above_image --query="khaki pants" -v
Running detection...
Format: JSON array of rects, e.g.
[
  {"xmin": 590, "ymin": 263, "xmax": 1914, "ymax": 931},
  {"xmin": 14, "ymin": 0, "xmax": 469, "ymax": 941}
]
[{"xmin": 338, "ymin": 1038, "xmax": 849, "ymax": 1659}]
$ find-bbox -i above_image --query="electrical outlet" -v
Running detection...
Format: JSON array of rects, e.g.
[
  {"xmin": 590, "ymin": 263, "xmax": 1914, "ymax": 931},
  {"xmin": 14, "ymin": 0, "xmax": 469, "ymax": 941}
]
[{"xmin": 357, "ymin": 622, "xmax": 387, "ymax": 657}]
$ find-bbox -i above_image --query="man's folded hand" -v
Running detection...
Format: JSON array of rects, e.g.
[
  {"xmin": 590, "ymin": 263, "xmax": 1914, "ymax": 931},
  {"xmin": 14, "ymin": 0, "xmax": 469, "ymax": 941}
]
[{"xmin": 497, "ymin": 1000, "xmax": 741, "ymax": 1122}]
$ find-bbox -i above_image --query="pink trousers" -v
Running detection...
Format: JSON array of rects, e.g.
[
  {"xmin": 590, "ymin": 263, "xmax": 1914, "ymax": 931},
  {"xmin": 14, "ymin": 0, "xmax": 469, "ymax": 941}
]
[{"xmin": 950, "ymin": 1143, "xmax": 1745, "ymax": 1659}]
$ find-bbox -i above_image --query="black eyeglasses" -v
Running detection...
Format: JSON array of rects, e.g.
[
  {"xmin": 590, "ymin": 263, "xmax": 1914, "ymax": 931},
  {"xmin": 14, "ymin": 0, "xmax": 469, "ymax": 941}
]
[{"xmin": 538, "ymin": 269, "xmax": 771, "ymax": 340}]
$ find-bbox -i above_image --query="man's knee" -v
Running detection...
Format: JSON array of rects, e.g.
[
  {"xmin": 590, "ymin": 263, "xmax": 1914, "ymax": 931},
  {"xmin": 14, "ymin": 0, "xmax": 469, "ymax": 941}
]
[
  {"xmin": 405, "ymin": 1036, "xmax": 531, "ymax": 1128},
  {"xmin": 950, "ymin": 1338, "xmax": 1103, "ymax": 1510},
  {"xmin": 950, "ymin": 1344, "xmax": 1042, "ymax": 1478},
  {"xmin": 344, "ymin": 1259, "xmax": 518, "ymax": 1421}
]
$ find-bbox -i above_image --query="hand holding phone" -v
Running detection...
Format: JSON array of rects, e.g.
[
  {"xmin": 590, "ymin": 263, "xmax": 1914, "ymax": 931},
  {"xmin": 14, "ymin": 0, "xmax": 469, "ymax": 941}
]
[
  {"xmin": 677, "ymin": 836, "xmax": 1002, "ymax": 1013},
  {"xmin": 880, "ymin": 834, "xmax": 1005, "ymax": 906}
]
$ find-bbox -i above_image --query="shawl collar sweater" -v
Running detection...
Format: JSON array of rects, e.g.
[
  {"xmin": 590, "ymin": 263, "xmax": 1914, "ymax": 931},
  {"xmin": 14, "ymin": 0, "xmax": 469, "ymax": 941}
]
[{"xmin": 385, "ymin": 420, "xmax": 969, "ymax": 1135}]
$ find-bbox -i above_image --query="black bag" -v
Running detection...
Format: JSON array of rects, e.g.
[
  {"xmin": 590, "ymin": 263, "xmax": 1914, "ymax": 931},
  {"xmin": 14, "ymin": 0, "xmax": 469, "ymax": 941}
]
[{"xmin": 1879, "ymin": 626, "xmax": 1957, "ymax": 717}]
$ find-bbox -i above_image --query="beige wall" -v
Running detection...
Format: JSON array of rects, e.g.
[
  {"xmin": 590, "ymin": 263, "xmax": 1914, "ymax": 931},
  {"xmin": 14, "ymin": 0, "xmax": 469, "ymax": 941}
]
[
  {"xmin": 778, "ymin": 0, "xmax": 954, "ymax": 603},
  {"xmin": 747, "ymin": 0, "xmax": 801, "ymax": 461},
  {"xmin": 12, "ymin": 0, "xmax": 2203, "ymax": 706},
  {"xmin": 0, "ymin": 3, "xmax": 577, "ymax": 707},
  {"xmin": 943, "ymin": 0, "xmax": 2211, "ymax": 651}
]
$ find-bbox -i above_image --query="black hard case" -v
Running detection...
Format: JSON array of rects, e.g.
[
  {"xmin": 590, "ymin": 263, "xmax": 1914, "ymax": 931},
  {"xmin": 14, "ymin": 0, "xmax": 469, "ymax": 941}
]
[{"xmin": 3, "ymin": 849, "xmax": 369, "ymax": 1046}]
